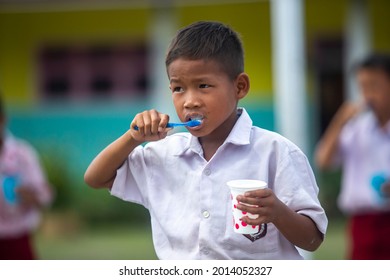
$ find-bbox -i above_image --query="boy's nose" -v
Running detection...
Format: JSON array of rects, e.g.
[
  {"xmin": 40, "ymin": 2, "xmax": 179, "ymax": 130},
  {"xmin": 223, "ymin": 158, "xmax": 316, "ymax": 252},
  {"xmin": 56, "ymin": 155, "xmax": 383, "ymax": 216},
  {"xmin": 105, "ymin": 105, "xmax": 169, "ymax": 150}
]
[{"xmin": 183, "ymin": 92, "xmax": 201, "ymax": 108}]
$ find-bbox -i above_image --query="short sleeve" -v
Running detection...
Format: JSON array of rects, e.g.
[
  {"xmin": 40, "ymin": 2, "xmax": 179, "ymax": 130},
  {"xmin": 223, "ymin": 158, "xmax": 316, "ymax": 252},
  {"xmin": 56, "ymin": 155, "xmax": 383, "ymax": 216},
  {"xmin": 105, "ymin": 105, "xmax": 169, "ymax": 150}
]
[
  {"xmin": 274, "ymin": 149, "xmax": 328, "ymax": 235},
  {"xmin": 110, "ymin": 145, "xmax": 150, "ymax": 208}
]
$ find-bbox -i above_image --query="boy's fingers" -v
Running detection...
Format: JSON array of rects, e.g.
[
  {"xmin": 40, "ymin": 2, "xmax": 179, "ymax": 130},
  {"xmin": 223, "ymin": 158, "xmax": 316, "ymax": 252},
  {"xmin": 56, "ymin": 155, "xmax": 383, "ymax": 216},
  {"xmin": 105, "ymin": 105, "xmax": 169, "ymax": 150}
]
[
  {"xmin": 237, "ymin": 199, "xmax": 262, "ymax": 212},
  {"xmin": 158, "ymin": 131, "xmax": 169, "ymax": 140},
  {"xmin": 238, "ymin": 192, "xmax": 266, "ymax": 205},
  {"xmin": 131, "ymin": 111, "xmax": 171, "ymax": 141},
  {"xmin": 247, "ymin": 190, "xmax": 259, "ymax": 196},
  {"xmin": 240, "ymin": 215, "xmax": 266, "ymax": 225},
  {"xmin": 143, "ymin": 112, "xmax": 152, "ymax": 136},
  {"xmin": 132, "ymin": 113, "xmax": 146, "ymax": 132},
  {"xmin": 150, "ymin": 110, "xmax": 161, "ymax": 134},
  {"xmin": 158, "ymin": 114, "xmax": 170, "ymax": 131},
  {"xmin": 159, "ymin": 127, "xmax": 173, "ymax": 134}
]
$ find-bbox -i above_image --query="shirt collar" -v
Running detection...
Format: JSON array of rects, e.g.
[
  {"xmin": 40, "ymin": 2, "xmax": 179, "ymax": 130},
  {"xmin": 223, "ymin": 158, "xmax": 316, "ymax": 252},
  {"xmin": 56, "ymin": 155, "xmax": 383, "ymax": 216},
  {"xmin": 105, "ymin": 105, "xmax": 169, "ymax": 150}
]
[
  {"xmin": 224, "ymin": 107, "xmax": 252, "ymax": 146},
  {"xmin": 175, "ymin": 107, "xmax": 253, "ymax": 157}
]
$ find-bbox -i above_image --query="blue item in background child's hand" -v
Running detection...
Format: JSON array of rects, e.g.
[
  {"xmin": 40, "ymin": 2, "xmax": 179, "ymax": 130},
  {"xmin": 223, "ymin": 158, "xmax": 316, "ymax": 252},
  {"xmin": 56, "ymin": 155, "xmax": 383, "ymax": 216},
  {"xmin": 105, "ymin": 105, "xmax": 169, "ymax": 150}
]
[
  {"xmin": 2, "ymin": 175, "xmax": 19, "ymax": 205},
  {"xmin": 371, "ymin": 173, "xmax": 388, "ymax": 198}
]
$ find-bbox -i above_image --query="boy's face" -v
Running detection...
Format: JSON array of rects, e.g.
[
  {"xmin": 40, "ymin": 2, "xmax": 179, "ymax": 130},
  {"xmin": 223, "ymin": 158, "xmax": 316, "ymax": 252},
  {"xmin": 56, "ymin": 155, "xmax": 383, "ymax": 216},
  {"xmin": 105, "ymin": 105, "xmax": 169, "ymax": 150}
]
[
  {"xmin": 167, "ymin": 58, "xmax": 248, "ymax": 139},
  {"xmin": 357, "ymin": 68, "xmax": 390, "ymax": 120}
]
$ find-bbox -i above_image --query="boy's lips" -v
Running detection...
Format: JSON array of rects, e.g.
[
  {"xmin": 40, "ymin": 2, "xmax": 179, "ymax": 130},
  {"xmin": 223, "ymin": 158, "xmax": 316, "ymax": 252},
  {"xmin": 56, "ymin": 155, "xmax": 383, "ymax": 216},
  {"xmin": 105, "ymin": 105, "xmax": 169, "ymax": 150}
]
[
  {"xmin": 185, "ymin": 114, "xmax": 204, "ymax": 122},
  {"xmin": 187, "ymin": 122, "xmax": 203, "ymax": 130},
  {"xmin": 185, "ymin": 114, "xmax": 204, "ymax": 130}
]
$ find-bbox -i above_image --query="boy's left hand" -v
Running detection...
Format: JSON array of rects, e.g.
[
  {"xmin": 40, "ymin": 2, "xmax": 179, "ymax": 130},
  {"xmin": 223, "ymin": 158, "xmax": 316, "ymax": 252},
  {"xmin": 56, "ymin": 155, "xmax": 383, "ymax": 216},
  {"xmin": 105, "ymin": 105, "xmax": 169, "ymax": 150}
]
[{"xmin": 236, "ymin": 188, "xmax": 284, "ymax": 226}]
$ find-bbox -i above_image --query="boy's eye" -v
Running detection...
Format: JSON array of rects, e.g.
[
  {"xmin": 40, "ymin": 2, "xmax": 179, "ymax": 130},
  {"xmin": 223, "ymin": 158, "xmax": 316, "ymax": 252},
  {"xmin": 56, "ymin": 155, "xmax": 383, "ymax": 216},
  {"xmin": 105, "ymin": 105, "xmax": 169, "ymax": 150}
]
[
  {"xmin": 172, "ymin": 86, "xmax": 184, "ymax": 93},
  {"xmin": 199, "ymin": 84, "xmax": 210, "ymax": 89}
]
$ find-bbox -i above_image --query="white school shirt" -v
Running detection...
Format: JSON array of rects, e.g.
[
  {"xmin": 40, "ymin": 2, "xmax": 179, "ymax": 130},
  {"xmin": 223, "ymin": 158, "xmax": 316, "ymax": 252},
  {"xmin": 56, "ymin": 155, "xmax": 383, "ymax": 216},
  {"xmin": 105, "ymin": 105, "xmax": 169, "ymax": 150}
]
[
  {"xmin": 336, "ymin": 111, "xmax": 390, "ymax": 215},
  {"xmin": 111, "ymin": 108, "xmax": 328, "ymax": 260},
  {"xmin": 0, "ymin": 133, "xmax": 52, "ymax": 237}
]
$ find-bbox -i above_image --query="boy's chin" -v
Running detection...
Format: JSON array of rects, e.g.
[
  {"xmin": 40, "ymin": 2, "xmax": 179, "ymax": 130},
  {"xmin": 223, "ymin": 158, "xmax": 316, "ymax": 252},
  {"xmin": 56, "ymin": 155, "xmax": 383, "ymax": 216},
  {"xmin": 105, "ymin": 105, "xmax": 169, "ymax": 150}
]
[{"xmin": 188, "ymin": 129, "xmax": 206, "ymax": 137}]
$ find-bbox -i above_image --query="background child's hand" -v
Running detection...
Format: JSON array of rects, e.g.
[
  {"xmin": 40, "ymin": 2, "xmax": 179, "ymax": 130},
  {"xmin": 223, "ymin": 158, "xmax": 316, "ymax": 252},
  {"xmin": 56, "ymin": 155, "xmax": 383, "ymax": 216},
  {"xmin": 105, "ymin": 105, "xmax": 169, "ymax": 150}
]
[
  {"xmin": 236, "ymin": 188, "xmax": 284, "ymax": 226},
  {"xmin": 129, "ymin": 109, "xmax": 171, "ymax": 142},
  {"xmin": 381, "ymin": 181, "xmax": 390, "ymax": 197},
  {"xmin": 333, "ymin": 101, "xmax": 364, "ymax": 126},
  {"xmin": 16, "ymin": 186, "xmax": 40, "ymax": 210}
]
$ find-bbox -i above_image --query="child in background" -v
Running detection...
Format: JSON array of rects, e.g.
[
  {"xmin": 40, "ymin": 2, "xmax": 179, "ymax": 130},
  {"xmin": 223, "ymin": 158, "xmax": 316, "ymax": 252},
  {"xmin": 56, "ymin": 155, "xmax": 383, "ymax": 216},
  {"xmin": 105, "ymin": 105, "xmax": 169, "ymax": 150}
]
[
  {"xmin": 0, "ymin": 95, "xmax": 53, "ymax": 260},
  {"xmin": 315, "ymin": 53, "xmax": 390, "ymax": 259},
  {"xmin": 85, "ymin": 21, "xmax": 327, "ymax": 259}
]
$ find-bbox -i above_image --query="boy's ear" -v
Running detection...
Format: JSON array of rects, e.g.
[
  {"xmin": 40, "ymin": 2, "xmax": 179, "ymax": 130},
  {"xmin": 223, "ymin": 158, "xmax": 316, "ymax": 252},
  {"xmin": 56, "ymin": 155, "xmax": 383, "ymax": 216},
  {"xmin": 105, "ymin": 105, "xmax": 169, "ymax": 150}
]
[{"xmin": 235, "ymin": 73, "xmax": 250, "ymax": 100}]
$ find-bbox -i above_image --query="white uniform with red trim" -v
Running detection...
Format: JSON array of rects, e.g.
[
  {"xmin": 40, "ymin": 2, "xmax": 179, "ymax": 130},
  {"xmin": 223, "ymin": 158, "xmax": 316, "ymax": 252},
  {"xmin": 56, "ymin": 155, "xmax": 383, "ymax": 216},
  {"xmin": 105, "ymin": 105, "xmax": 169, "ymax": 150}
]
[
  {"xmin": 0, "ymin": 133, "xmax": 52, "ymax": 238},
  {"xmin": 336, "ymin": 111, "xmax": 390, "ymax": 214}
]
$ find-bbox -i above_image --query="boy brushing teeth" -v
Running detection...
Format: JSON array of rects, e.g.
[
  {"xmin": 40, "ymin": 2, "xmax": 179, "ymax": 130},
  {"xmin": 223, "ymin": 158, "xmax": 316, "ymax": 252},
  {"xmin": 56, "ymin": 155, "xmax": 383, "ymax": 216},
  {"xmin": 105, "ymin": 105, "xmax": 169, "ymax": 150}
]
[{"xmin": 85, "ymin": 21, "xmax": 327, "ymax": 260}]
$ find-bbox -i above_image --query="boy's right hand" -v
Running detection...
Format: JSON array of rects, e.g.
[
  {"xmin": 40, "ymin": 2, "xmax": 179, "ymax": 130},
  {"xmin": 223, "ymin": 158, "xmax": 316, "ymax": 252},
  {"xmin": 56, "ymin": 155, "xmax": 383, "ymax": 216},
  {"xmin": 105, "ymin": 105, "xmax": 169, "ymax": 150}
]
[
  {"xmin": 333, "ymin": 101, "xmax": 364, "ymax": 127},
  {"xmin": 128, "ymin": 109, "xmax": 171, "ymax": 142}
]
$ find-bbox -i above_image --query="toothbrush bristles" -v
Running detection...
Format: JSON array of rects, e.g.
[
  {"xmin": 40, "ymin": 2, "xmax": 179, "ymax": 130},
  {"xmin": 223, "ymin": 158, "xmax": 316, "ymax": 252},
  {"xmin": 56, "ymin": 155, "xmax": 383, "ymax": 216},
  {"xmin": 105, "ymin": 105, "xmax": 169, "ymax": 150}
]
[{"xmin": 189, "ymin": 119, "xmax": 202, "ymax": 126}]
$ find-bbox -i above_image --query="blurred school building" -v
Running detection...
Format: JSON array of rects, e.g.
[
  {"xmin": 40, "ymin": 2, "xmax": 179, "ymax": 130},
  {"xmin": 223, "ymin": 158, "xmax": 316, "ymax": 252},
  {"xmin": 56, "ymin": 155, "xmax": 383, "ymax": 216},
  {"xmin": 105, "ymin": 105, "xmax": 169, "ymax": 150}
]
[{"xmin": 0, "ymin": 0, "xmax": 390, "ymax": 192}]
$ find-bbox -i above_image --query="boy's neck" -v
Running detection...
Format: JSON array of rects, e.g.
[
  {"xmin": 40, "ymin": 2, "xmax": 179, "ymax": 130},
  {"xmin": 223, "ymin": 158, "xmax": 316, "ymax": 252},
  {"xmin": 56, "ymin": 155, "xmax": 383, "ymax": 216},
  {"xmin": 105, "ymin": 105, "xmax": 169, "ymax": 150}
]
[
  {"xmin": 198, "ymin": 112, "xmax": 239, "ymax": 161},
  {"xmin": 199, "ymin": 140, "xmax": 223, "ymax": 162}
]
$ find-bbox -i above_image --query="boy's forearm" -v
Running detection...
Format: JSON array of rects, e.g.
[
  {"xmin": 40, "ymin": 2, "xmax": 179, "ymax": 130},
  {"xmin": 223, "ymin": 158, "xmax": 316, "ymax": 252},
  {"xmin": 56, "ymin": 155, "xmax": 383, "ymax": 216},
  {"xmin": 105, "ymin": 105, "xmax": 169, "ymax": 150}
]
[
  {"xmin": 315, "ymin": 102, "xmax": 359, "ymax": 170},
  {"xmin": 315, "ymin": 122, "xmax": 343, "ymax": 170},
  {"xmin": 84, "ymin": 130, "xmax": 142, "ymax": 189},
  {"xmin": 273, "ymin": 203, "xmax": 323, "ymax": 252}
]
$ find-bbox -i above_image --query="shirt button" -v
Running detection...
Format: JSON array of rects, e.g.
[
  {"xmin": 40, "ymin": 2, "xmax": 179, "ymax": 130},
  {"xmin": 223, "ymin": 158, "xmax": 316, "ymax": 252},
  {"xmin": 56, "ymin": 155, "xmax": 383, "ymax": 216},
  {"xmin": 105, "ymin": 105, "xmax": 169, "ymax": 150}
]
[
  {"xmin": 202, "ymin": 210, "xmax": 210, "ymax": 218},
  {"xmin": 204, "ymin": 169, "xmax": 211, "ymax": 176}
]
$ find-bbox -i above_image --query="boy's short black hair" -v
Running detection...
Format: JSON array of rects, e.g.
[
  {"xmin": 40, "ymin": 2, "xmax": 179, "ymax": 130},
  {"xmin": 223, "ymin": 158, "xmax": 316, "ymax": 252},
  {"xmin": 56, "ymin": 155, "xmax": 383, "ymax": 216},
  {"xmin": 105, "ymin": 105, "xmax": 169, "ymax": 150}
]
[
  {"xmin": 165, "ymin": 21, "xmax": 244, "ymax": 79},
  {"xmin": 355, "ymin": 53, "xmax": 390, "ymax": 77}
]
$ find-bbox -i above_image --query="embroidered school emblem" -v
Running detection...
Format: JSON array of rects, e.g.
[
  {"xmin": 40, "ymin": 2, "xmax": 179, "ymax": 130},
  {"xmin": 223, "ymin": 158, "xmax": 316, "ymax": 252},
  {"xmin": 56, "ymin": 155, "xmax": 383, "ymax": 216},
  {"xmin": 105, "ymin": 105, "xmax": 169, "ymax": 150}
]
[{"xmin": 243, "ymin": 223, "xmax": 267, "ymax": 242}]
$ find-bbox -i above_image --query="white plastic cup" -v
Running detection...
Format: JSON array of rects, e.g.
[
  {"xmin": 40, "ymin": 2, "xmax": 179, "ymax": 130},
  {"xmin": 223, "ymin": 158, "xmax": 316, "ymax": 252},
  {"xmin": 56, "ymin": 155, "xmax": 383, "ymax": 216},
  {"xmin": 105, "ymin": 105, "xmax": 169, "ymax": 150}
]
[{"xmin": 227, "ymin": 179, "xmax": 268, "ymax": 234}]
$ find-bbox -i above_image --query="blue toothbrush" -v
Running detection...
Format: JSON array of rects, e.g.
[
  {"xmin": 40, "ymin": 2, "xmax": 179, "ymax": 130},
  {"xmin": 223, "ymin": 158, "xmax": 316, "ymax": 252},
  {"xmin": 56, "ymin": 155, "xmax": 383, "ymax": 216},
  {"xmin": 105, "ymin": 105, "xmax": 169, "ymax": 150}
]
[{"xmin": 133, "ymin": 119, "xmax": 202, "ymax": 131}]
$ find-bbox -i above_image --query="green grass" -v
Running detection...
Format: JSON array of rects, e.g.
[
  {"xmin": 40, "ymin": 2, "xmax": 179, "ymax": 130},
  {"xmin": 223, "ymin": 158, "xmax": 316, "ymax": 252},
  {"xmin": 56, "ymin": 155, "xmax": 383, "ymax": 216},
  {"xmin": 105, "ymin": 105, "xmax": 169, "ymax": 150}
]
[
  {"xmin": 34, "ymin": 211, "xmax": 157, "ymax": 260},
  {"xmin": 35, "ymin": 225, "xmax": 158, "ymax": 260},
  {"xmin": 313, "ymin": 217, "xmax": 347, "ymax": 260},
  {"xmin": 35, "ymin": 214, "xmax": 347, "ymax": 260}
]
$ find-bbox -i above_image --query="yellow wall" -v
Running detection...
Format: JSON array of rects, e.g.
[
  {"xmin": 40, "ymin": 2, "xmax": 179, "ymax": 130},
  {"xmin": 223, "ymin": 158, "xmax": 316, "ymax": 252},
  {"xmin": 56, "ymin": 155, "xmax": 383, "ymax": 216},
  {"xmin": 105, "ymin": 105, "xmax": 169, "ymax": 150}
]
[
  {"xmin": 0, "ymin": 8, "xmax": 151, "ymax": 104},
  {"xmin": 0, "ymin": 2, "xmax": 271, "ymax": 106},
  {"xmin": 369, "ymin": 0, "xmax": 390, "ymax": 51},
  {"xmin": 305, "ymin": 0, "xmax": 348, "ymax": 40},
  {"xmin": 179, "ymin": 2, "xmax": 272, "ymax": 100},
  {"xmin": 1, "ymin": 1, "xmax": 390, "ymax": 106},
  {"xmin": 306, "ymin": 0, "xmax": 390, "ymax": 51}
]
